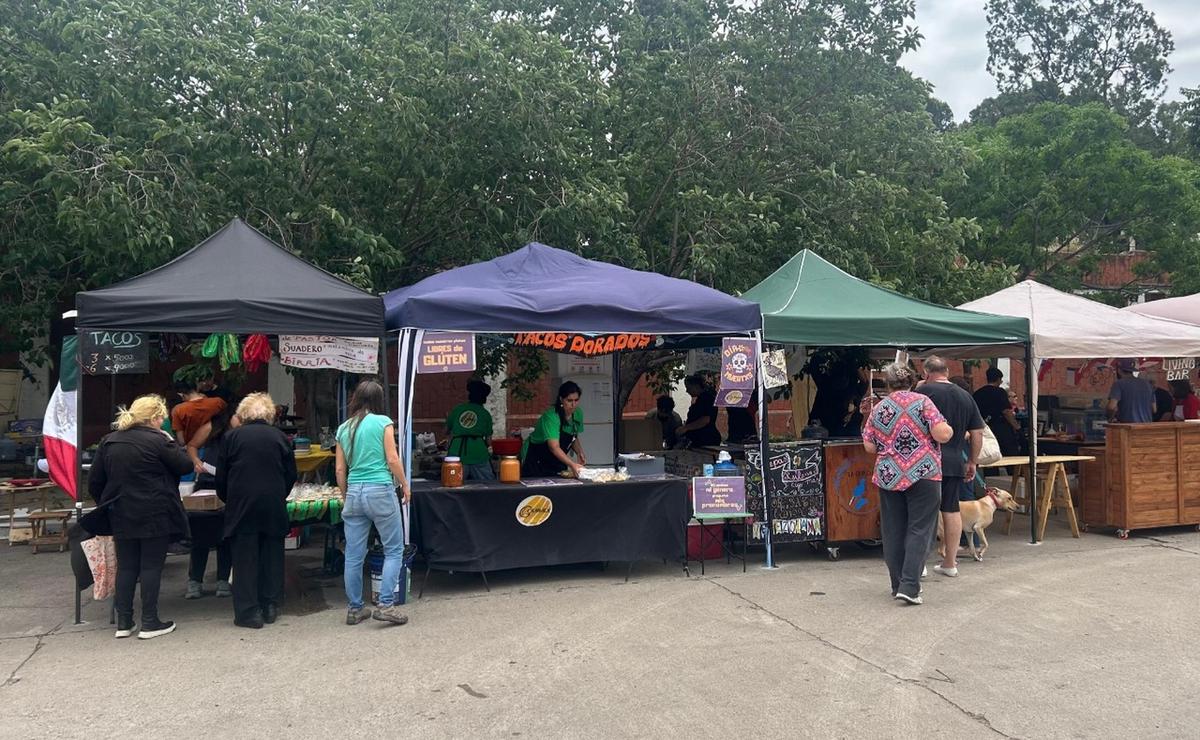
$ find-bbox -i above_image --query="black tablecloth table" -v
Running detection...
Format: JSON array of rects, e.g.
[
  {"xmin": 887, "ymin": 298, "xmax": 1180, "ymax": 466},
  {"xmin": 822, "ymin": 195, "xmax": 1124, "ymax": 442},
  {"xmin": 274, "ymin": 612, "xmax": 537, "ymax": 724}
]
[{"xmin": 411, "ymin": 477, "xmax": 689, "ymax": 573}]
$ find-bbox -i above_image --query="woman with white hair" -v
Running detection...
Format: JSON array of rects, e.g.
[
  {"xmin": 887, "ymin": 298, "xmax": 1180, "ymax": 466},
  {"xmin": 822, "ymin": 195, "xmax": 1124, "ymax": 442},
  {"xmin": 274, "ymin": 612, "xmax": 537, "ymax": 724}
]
[
  {"xmin": 862, "ymin": 363, "xmax": 954, "ymax": 605},
  {"xmin": 215, "ymin": 392, "xmax": 297, "ymax": 629},
  {"xmin": 87, "ymin": 394, "xmax": 194, "ymax": 639}
]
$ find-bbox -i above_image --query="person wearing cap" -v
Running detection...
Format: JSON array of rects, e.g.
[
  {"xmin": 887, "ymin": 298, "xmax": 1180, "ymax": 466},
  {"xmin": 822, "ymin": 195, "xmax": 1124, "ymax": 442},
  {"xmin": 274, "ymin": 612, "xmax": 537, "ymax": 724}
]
[
  {"xmin": 446, "ymin": 380, "xmax": 495, "ymax": 481},
  {"xmin": 1107, "ymin": 359, "xmax": 1154, "ymax": 424},
  {"xmin": 973, "ymin": 367, "xmax": 1021, "ymax": 456}
]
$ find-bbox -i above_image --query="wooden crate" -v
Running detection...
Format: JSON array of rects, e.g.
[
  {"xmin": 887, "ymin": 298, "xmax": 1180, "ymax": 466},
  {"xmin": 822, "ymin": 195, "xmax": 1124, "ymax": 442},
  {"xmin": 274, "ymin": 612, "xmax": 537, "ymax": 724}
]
[{"xmin": 1105, "ymin": 423, "xmax": 1200, "ymax": 532}]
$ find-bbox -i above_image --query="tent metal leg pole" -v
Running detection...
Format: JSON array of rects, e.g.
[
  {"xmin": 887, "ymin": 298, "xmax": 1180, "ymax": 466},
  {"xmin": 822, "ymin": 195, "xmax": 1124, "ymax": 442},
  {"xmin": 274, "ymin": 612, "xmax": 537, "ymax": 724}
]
[
  {"xmin": 753, "ymin": 331, "xmax": 775, "ymax": 568},
  {"xmin": 1024, "ymin": 342, "xmax": 1038, "ymax": 544},
  {"xmin": 380, "ymin": 333, "xmax": 391, "ymax": 417},
  {"xmin": 612, "ymin": 350, "xmax": 621, "ymax": 470},
  {"xmin": 74, "ymin": 329, "xmax": 84, "ymax": 625}
]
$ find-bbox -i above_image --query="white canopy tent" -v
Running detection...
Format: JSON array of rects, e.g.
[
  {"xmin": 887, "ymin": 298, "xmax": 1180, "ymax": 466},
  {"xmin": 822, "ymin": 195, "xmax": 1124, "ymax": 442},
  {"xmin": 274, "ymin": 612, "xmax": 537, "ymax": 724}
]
[
  {"xmin": 960, "ymin": 280, "xmax": 1200, "ymax": 359},
  {"xmin": 1124, "ymin": 292, "xmax": 1200, "ymax": 326}
]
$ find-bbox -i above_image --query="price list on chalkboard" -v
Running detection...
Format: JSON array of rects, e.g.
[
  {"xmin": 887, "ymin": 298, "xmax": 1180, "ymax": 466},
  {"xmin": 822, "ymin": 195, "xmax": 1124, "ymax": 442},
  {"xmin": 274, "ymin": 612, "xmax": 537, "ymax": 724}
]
[
  {"xmin": 744, "ymin": 442, "xmax": 825, "ymax": 543},
  {"xmin": 81, "ymin": 331, "xmax": 150, "ymax": 375}
]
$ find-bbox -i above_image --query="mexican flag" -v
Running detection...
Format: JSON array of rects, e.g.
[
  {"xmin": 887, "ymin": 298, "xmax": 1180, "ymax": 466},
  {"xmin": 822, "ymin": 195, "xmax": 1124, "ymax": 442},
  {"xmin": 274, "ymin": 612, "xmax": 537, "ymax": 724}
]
[{"xmin": 43, "ymin": 336, "xmax": 78, "ymax": 499}]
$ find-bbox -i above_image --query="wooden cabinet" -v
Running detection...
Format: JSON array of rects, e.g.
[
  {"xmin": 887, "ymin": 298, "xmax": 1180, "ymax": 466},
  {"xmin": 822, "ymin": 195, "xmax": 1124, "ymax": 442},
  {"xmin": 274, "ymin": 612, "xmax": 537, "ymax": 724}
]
[
  {"xmin": 823, "ymin": 442, "xmax": 881, "ymax": 542},
  {"xmin": 1098, "ymin": 423, "xmax": 1200, "ymax": 533},
  {"xmin": 1077, "ymin": 446, "xmax": 1107, "ymax": 528}
]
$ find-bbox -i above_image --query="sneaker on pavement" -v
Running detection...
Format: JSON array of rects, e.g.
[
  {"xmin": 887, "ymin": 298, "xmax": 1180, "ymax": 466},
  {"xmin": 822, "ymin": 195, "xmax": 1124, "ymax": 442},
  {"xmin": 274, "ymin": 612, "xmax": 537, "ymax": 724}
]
[
  {"xmin": 933, "ymin": 564, "xmax": 959, "ymax": 578},
  {"xmin": 372, "ymin": 605, "xmax": 409, "ymax": 625},
  {"xmin": 215, "ymin": 580, "xmax": 232, "ymax": 598},
  {"xmin": 184, "ymin": 580, "xmax": 203, "ymax": 599},
  {"xmin": 346, "ymin": 606, "xmax": 372, "ymax": 625},
  {"xmin": 921, "ymin": 566, "xmax": 928, "ymax": 579},
  {"xmin": 138, "ymin": 620, "xmax": 176, "ymax": 639},
  {"xmin": 114, "ymin": 617, "xmax": 136, "ymax": 639},
  {"xmin": 894, "ymin": 592, "xmax": 923, "ymax": 605}
]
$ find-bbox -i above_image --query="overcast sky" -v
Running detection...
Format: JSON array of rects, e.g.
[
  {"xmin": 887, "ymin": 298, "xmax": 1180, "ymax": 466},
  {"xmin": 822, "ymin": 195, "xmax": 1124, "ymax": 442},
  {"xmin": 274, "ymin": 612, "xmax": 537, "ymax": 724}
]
[{"xmin": 901, "ymin": 0, "xmax": 1200, "ymax": 120}]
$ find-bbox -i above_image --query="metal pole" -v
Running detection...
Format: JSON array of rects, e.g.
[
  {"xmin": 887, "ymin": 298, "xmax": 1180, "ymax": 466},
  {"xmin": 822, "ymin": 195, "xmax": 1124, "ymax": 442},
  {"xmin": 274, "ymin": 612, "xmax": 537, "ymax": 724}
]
[
  {"xmin": 380, "ymin": 333, "xmax": 391, "ymax": 419},
  {"xmin": 612, "ymin": 350, "xmax": 621, "ymax": 470},
  {"xmin": 74, "ymin": 330, "xmax": 84, "ymax": 625},
  {"xmin": 754, "ymin": 330, "xmax": 775, "ymax": 568},
  {"xmin": 1024, "ymin": 342, "xmax": 1038, "ymax": 544}
]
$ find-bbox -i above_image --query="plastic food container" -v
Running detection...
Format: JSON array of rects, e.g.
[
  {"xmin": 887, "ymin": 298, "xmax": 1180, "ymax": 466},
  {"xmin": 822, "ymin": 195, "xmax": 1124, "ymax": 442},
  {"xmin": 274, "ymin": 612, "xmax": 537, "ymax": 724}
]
[
  {"xmin": 441, "ymin": 457, "xmax": 464, "ymax": 488},
  {"xmin": 492, "ymin": 438, "xmax": 523, "ymax": 457},
  {"xmin": 618, "ymin": 453, "xmax": 665, "ymax": 477}
]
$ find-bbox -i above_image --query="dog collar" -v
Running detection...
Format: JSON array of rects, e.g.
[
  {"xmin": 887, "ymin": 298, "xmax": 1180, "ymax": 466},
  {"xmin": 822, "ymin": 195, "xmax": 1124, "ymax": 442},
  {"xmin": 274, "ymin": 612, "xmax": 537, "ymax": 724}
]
[{"xmin": 985, "ymin": 488, "xmax": 1001, "ymax": 507}]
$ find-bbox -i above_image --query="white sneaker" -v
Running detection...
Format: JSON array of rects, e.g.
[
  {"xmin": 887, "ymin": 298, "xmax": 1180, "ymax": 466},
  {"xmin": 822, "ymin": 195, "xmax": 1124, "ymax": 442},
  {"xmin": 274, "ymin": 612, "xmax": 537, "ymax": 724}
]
[
  {"xmin": 921, "ymin": 566, "xmax": 928, "ymax": 579},
  {"xmin": 933, "ymin": 564, "xmax": 959, "ymax": 578},
  {"xmin": 894, "ymin": 592, "xmax": 923, "ymax": 605}
]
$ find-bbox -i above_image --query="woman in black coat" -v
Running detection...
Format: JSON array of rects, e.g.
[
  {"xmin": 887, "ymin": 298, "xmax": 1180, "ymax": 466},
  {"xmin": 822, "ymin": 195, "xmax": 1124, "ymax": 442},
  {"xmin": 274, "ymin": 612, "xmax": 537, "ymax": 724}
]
[
  {"xmin": 215, "ymin": 392, "xmax": 298, "ymax": 629},
  {"xmin": 87, "ymin": 394, "xmax": 193, "ymax": 640}
]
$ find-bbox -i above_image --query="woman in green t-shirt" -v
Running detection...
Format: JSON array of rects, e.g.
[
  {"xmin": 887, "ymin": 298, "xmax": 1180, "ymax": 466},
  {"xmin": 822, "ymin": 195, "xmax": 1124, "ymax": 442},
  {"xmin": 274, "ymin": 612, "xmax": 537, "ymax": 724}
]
[
  {"xmin": 446, "ymin": 380, "xmax": 495, "ymax": 480},
  {"xmin": 522, "ymin": 381, "xmax": 586, "ymax": 477}
]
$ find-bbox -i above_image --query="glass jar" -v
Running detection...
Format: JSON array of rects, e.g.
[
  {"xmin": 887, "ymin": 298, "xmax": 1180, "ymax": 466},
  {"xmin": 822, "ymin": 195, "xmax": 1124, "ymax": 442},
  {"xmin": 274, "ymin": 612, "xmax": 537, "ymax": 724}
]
[
  {"xmin": 499, "ymin": 456, "xmax": 521, "ymax": 483},
  {"xmin": 441, "ymin": 457, "xmax": 464, "ymax": 488}
]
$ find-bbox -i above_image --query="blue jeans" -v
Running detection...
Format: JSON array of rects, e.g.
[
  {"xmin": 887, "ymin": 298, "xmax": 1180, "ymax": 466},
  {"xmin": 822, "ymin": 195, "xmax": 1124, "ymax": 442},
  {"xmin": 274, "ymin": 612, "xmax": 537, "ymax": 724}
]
[{"xmin": 342, "ymin": 482, "xmax": 404, "ymax": 609}]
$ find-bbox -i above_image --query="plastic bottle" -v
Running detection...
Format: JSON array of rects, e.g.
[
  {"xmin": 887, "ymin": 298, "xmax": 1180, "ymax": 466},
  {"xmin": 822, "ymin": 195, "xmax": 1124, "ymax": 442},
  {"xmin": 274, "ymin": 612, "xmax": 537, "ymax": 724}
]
[{"xmin": 714, "ymin": 451, "xmax": 740, "ymax": 477}]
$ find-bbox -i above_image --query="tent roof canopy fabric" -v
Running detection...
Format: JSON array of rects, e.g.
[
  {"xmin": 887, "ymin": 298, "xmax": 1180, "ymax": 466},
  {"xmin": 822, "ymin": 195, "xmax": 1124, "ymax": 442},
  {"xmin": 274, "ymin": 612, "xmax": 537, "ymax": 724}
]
[
  {"xmin": 1124, "ymin": 293, "xmax": 1200, "ymax": 325},
  {"xmin": 77, "ymin": 218, "xmax": 384, "ymax": 336},
  {"xmin": 959, "ymin": 280, "xmax": 1200, "ymax": 358},
  {"xmin": 383, "ymin": 242, "xmax": 762, "ymax": 334},
  {"xmin": 742, "ymin": 250, "xmax": 1029, "ymax": 347}
]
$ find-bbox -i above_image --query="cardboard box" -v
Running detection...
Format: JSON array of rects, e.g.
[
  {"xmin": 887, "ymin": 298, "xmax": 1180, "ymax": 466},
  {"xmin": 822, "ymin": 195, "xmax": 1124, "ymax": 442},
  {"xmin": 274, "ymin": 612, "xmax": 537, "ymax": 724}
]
[
  {"xmin": 284, "ymin": 526, "xmax": 303, "ymax": 550},
  {"xmin": 181, "ymin": 491, "xmax": 223, "ymax": 512}
]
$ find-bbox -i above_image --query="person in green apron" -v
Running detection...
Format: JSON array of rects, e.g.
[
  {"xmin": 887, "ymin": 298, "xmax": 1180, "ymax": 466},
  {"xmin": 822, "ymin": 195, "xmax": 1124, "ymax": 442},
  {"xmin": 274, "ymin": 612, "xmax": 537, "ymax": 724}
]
[
  {"xmin": 522, "ymin": 381, "xmax": 586, "ymax": 477},
  {"xmin": 445, "ymin": 380, "xmax": 495, "ymax": 481}
]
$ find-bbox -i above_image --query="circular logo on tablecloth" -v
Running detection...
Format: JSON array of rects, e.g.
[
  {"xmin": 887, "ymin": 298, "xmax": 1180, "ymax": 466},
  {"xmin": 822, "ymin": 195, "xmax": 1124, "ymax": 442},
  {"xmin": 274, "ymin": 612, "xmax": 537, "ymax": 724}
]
[
  {"xmin": 458, "ymin": 410, "xmax": 478, "ymax": 429},
  {"xmin": 516, "ymin": 495, "xmax": 553, "ymax": 526}
]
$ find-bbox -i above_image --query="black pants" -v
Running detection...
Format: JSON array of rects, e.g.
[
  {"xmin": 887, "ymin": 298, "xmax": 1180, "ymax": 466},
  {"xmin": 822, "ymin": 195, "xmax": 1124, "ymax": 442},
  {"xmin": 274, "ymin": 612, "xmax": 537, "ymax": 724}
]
[
  {"xmin": 879, "ymin": 479, "xmax": 941, "ymax": 599},
  {"xmin": 230, "ymin": 531, "xmax": 285, "ymax": 620},
  {"xmin": 189, "ymin": 540, "xmax": 232, "ymax": 583},
  {"xmin": 114, "ymin": 536, "xmax": 170, "ymax": 623}
]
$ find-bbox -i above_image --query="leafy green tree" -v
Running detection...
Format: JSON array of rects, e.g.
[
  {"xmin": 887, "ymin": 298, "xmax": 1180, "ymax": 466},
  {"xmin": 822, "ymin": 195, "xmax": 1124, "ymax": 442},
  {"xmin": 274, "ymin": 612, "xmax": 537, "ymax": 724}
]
[
  {"xmin": 984, "ymin": 0, "xmax": 1174, "ymax": 126},
  {"xmin": 949, "ymin": 102, "xmax": 1200, "ymax": 298}
]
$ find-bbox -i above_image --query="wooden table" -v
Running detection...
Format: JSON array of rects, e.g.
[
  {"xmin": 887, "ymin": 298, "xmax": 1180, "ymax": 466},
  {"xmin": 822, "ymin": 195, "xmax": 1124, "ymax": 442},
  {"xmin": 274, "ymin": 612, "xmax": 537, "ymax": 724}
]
[
  {"xmin": 1, "ymin": 482, "xmax": 64, "ymax": 545},
  {"xmin": 980, "ymin": 455, "xmax": 1095, "ymax": 540}
]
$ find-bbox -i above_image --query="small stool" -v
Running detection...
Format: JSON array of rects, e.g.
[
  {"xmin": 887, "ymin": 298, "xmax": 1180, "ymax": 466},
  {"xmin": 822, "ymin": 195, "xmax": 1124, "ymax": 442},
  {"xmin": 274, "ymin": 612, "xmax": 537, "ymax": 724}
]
[{"xmin": 29, "ymin": 510, "xmax": 71, "ymax": 553}]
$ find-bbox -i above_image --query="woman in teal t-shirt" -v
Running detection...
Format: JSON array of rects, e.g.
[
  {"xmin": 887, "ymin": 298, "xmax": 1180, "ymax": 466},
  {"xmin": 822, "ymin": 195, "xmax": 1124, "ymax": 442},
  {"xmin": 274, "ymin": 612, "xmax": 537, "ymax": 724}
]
[
  {"xmin": 335, "ymin": 380, "xmax": 411, "ymax": 627},
  {"xmin": 522, "ymin": 381, "xmax": 586, "ymax": 477}
]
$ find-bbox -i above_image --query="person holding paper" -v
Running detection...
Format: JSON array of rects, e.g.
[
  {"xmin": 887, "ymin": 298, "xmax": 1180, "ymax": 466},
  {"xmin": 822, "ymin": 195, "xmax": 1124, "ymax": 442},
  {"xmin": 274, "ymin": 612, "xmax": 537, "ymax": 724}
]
[
  {"xmin": 216, "ymin": 393, "xmax": 297, "ymax": 629},
  {"xmin": 185, "ymin": 402, "xmax": 238, "ymax": 600}
]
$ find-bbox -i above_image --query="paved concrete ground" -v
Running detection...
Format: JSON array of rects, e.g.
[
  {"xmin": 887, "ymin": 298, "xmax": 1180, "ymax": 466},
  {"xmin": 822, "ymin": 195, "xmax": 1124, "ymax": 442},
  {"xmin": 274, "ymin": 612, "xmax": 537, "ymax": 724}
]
[{"xmin": 1, "ymin": 514, "xmax": 1197, "ymax": 739}]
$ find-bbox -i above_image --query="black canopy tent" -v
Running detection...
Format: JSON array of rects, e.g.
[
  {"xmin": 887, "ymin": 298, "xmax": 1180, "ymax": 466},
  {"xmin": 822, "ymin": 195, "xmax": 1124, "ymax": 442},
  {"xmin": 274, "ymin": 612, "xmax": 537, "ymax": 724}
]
[{"xmin": 72, "ymin": 218, "xmax": 387, "ymax": 622}]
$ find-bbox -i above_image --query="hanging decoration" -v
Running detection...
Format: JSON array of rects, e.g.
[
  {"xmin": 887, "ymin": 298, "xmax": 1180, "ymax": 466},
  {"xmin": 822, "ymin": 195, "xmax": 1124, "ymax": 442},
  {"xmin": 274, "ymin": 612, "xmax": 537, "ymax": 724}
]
[
  {"xmin": 201, "ymin": 333, "xmax": 242, "ymax": 370},
  {"xmin": 243, "ymin": 334, "xmax": 272, "ymax": 373}
]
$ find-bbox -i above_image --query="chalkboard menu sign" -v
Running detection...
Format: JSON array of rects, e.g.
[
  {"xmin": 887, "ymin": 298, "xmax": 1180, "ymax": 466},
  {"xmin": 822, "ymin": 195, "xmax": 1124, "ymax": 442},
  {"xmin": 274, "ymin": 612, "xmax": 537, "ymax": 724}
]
[
  {"xmin": 744, "ymin": 442, "xmax": 825, "ymax": 543},
  {"xmin": 81, "ymin": 330, "xmax": 150, "ymax": 375}
]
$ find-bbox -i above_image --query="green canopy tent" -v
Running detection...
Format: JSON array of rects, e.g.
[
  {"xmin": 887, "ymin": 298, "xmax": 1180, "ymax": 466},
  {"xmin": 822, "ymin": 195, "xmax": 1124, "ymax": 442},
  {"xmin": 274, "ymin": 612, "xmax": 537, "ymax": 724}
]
[
  {"xmin": 743, "ymin": 250, "xmax": 1028, "ymax": 347},
  {"xmin": 742, "ymin": 250, "xmax": 1039, "ymax": 544}
]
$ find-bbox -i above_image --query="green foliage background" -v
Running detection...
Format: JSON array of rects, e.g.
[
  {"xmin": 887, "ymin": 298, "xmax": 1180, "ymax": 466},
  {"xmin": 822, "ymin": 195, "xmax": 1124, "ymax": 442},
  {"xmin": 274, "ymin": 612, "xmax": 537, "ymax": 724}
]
[{"xmin": 3, "ymin": 0, "xmax": 1198, "ymax": 372}]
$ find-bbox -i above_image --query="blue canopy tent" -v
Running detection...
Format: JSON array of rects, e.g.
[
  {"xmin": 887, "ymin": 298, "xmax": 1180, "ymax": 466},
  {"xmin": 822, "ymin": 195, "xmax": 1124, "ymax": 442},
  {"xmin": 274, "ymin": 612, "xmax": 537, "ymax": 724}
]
[{"xmin": 383, "ymin": 243, "xmax": 780, "ymax": 564}]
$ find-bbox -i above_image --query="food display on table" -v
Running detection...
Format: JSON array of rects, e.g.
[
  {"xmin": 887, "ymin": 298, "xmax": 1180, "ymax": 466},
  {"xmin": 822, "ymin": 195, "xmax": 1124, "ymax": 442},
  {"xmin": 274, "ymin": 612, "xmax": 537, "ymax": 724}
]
[
  {"xmin": 286, "ymin": 484, "xmax": 344, "ymax": 523},
  {"xmin": 573, "ymin": 467, "xmax": 630, "ymax": 483}
]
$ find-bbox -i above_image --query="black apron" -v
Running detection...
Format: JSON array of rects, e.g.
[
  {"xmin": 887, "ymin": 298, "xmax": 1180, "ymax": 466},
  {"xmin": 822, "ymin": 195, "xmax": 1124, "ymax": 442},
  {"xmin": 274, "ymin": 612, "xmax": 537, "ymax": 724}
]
[{"xmin": 522, "ymin": 428, "xmax": 578, "ymax": 477}]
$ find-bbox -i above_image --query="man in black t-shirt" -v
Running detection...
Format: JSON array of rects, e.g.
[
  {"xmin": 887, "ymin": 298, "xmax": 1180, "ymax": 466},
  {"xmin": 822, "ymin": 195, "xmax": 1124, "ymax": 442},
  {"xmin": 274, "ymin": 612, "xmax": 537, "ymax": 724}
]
[
  {"xmin": 917, "ymin": 356, "xmax": 985, "ymax": 578},
  {"xmin": 974, "ymin": 367, "xmax": 1022, "ymax": 456}
]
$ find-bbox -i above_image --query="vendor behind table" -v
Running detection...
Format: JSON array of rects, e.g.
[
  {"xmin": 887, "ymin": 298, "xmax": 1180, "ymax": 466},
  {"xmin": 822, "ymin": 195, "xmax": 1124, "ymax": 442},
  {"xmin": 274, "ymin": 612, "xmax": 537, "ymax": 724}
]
[
  {"xmin": 522, "ymin": 381, "xmax": 586, "ymax": 477},
  {"xmin": 445, "ymin": 379, "xmax": 495, "ymax": 481},
  {"xmin": 676, "ymin": 374, "xmax": 722, "ymax": 448}
]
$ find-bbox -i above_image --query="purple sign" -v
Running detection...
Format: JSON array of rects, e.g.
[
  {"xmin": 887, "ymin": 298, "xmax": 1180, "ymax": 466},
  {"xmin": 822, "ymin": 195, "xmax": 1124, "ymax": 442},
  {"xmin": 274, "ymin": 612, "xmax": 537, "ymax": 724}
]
[
  {"xmin": 416, "ymin": 332, "xmax": 476, "ymax": 374},
  {"xmin": 715, "ymin": 387, "xmax": 752, "ymax": 408},
  {"xmin": 692, "ymin": 476, "xmax": 748, "ymax": 517},
  {"xmin": 720, "ymin": 338, "xmax": 756, "ymax": 390}
]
